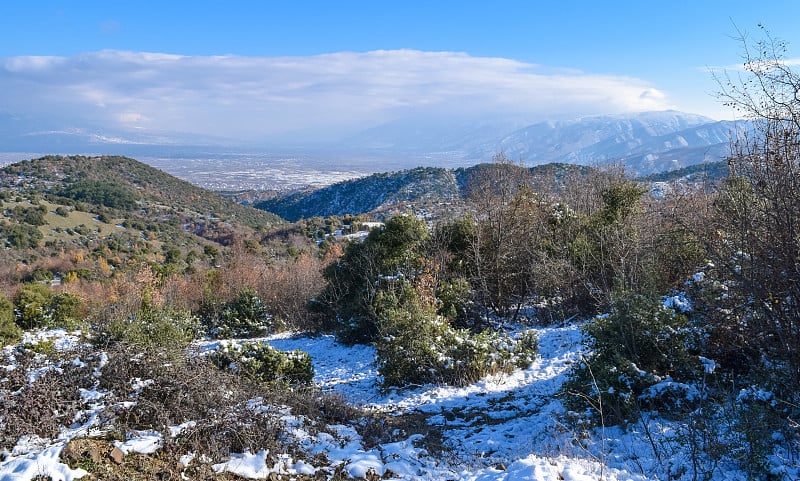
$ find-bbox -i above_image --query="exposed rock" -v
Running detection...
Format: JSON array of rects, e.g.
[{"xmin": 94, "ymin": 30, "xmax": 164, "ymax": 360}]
[{"xmin": 109, "ymin": 446, "xmax": 125, "ymax": 464}]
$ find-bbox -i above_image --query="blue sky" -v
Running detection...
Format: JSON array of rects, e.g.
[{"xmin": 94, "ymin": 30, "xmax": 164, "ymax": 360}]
[{"xmin": 2, "ymin": 1, "xmax": 799, "ymax": 142}]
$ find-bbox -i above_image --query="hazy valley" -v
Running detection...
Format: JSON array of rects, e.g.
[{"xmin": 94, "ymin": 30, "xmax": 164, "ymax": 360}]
[{"xmin": 0, "ymin": 110, "xmax": 743, "ymax": 195}]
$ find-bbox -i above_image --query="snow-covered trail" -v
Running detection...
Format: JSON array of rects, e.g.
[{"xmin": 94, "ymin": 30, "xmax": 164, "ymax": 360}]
[
  {"xmin": 266, "ymin": 325, "xmax": 594, "ymax": 472},
  {"xmin": 265, "ymin": 324, "xmax": 639, "ymax": 481},
  {"xmin": 266, "ymin": 325, "xmax": 584, "ymax": 414}
]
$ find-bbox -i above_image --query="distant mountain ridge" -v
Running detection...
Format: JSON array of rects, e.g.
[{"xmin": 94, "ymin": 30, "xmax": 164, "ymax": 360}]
[
  {"xmin": 486, "ymin": 113, "xmax": 739, "ymax": 174},
  {"xmin": 346, "ymin": 111, "xmax": 743, "ymax": 175}
]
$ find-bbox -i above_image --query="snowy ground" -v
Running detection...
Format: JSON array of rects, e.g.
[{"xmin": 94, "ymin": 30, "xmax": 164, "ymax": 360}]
[
  {"xmin": 210, "ymin": 325, "xmax": 641, "ymax": 481},
  {"xmin": 0, "ymin": 323, "xmax": 790, "ymax": 480}
]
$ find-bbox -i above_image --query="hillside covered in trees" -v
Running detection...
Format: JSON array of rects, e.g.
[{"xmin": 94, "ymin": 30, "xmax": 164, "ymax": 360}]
[
  {"xmin": 255, "ymin": 162, "xmax": 594, "ymax": 221},
  {"xmin": 2, "ymin": 154, "xmax": 281, "ymax": 228}
]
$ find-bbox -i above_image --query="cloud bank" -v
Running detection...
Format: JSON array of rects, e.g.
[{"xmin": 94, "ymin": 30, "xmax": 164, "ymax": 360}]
[{"xmin": 1, "ymin": 50, "xmax": 674, "ymax": 142}]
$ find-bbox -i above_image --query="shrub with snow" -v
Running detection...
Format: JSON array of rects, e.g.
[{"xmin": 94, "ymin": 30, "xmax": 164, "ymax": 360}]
[
  {"xmin": 562, "ymin": 294, "xmax": 704, "ymax": 425},
  {"xmin": 374, "ymin": 287, "xmax": 537, "ymax": 388},
  {"xmin": 209, "ymin": 341, "xmax": 313, "ymax": 386}
]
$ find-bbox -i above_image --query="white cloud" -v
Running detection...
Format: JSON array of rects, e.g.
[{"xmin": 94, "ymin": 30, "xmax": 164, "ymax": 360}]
[
  {"xmin": 3, "ymin": 55, "xmax": 65, "ymax": 72},
  {"xmin": 0, "ymin": 50, "xmax": 674, "ymax": 141},
  {"xmin": 707, "ymin": 57, "xmax": 800, "ymax": 74},
  {"xmin": 116, "ymin": 112, "xmax": 148, "ymax": 124}
]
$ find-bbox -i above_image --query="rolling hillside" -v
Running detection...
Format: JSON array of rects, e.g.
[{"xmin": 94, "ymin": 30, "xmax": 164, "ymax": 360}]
[
  {"xmin": 1, "ymin": 155, "xmax": 280, "ymax": 227},
  {"xmin": 0, "ymin": 155, "xmax": 282, "ymax": 261}
]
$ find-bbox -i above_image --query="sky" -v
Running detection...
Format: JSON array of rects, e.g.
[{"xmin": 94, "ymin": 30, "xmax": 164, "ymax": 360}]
[{"xmin": 2, "ymin": 1, "xmax": 800, "ymax": 143}]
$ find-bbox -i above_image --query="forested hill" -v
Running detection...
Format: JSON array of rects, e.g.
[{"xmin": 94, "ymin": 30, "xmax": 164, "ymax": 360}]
[
  {"xmin": 1, "ymin": 155, "xmax": 281, "ymax": 229},
  {"xmin": 0, "ymin": 155, "xmax": 282, "ymax": 264},
  {"xmin": 256, "ymin": 162, "xmax": 595, "ymax": 221},
  {"xmin": 640, "ymin": 160, "xmax": 728, "ymax": 183}
]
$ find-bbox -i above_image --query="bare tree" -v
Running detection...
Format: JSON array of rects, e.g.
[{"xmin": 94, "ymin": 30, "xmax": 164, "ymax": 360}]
[
  {"xmin": 464, "ymin": 153, "xmax": 550, "ymax": 321},
  {"xmin": 715, "ymin": 24, "xmax": 800, "ymax": 129},
  {"xmin": 710, "ymin": 25, "xmax": 800, "ymax": 396}
]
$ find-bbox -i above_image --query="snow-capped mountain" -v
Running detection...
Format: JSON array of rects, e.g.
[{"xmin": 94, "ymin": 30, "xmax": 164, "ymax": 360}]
[
  {"xmin": 484, "ymin": 111, "xmax": 742, "ymax": 174},
  {"xmin": 344, "ymin": 110, "xmax": 744, "ymax": 175},
  {"xmin": 0, "ymin": 111, "xmax": 238, "ymax": 155},
  {"xmin": 341, "ymin": 113, "xmax": 535, "ymax": 153}
]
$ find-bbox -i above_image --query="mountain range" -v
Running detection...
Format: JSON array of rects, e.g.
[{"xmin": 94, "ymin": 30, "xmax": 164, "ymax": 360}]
[
  {"xmin": 344, "ymin": 110, "xmax": 743, "ymax": 175},
  {"xmin": 0, "ymin": 110, "xmax": 744, "ymax": 177}
]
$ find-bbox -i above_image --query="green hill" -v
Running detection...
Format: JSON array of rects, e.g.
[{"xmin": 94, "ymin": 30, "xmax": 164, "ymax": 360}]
[
  {"xmin": 2, "ymin": 155, "xmax": 281, "ymax": 227},
  {"xmin": 0, "ymin": 155, "xmax": 282, "ymax": 259}
]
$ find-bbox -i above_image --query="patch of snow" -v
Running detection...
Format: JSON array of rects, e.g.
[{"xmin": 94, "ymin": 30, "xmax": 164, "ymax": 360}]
[
  {"xmin": 262, "ymin": 334, "xmax": 379, "ymax": 402},
  {"xmin": 78, "ymin": 387, "xmax": 107, "ymax": 403},
  {"xmin": 179, "ymin": 451, "xmax": 196, "ymax": 467},
  {"xmin": 0, "ymin": 443, "xmax": 88, "ymax": 481},
  {"xmin": 169, "ymin": 421, "xmax": 197, "ymax": 438},
  {"xmin": 212, "ymin": 450, "xmax": 272, "ymax": 478},
  {"xmin": 212, "ymin": 450, "xmax": 317, "ymax": 479},
  {"xmin": 663, "ymin": 292, "xmax": 692, "ymax": 312},
  {"xmin": 344, "ymin": 452, "xmax": 384, "ymax": 478},
  {"xmin": 114, "ymin": 430, "xmax": 163, "ymax": 455},
  {"xmin": 640, "ymin": 379, "xmax": 702, "ymax": 403},
  {"xmin": 699, "ymin": 356, "xmax": 716, "ymax": 374},
  {"xmin": 472, "ymin": 455, "xmax": 631, "ymax": 481},
  {"xmin": 737, "ymin": 386, "xmax": 775, "ymax": 404},
  {"xmin": 130, "ymin": 377, "xmax": 154, "ymax": 393},
  {"xmin": 20, "ymin": 329, "xmax": 84, "ymax": 351}
]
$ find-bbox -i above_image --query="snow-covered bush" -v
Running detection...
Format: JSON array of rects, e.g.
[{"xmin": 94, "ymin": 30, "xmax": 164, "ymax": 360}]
[
  {"xmin": 209, "ymin": 341, "xmax": 313, "ymax": 386},
  {"xmin": 563, "ymin": 294, "xmax": 704, "ymax": 425},
  {"xmin": 374, "ymin": 287, "xmax": 537, "ymax": 388},
  {"xmin": 446, "ymin": 329, "xmax": 538, "ymax": 385}
]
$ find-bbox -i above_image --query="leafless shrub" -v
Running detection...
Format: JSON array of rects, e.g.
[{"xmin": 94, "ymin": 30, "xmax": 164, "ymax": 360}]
[
  {"xmin": 259, "ymin": 253, "xmax": 326, "ymax": 332},
  {"xmin": 98, "ymin": 339, "xmax": 365, "ymax": 467},
  {"xmin": 169, "ymin": 404, "xmax": 283, "ymax": 462},
  {"xmin": 99, "ymin": 346, "xmax": 261, "ymax": 432},
  {"xmin": 269, "ymin": 387, "xmax": 360, "ymax": 426},
  {"xmin": 0, "ymin": 347, "xmax": 99, "ymax": 448}
]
